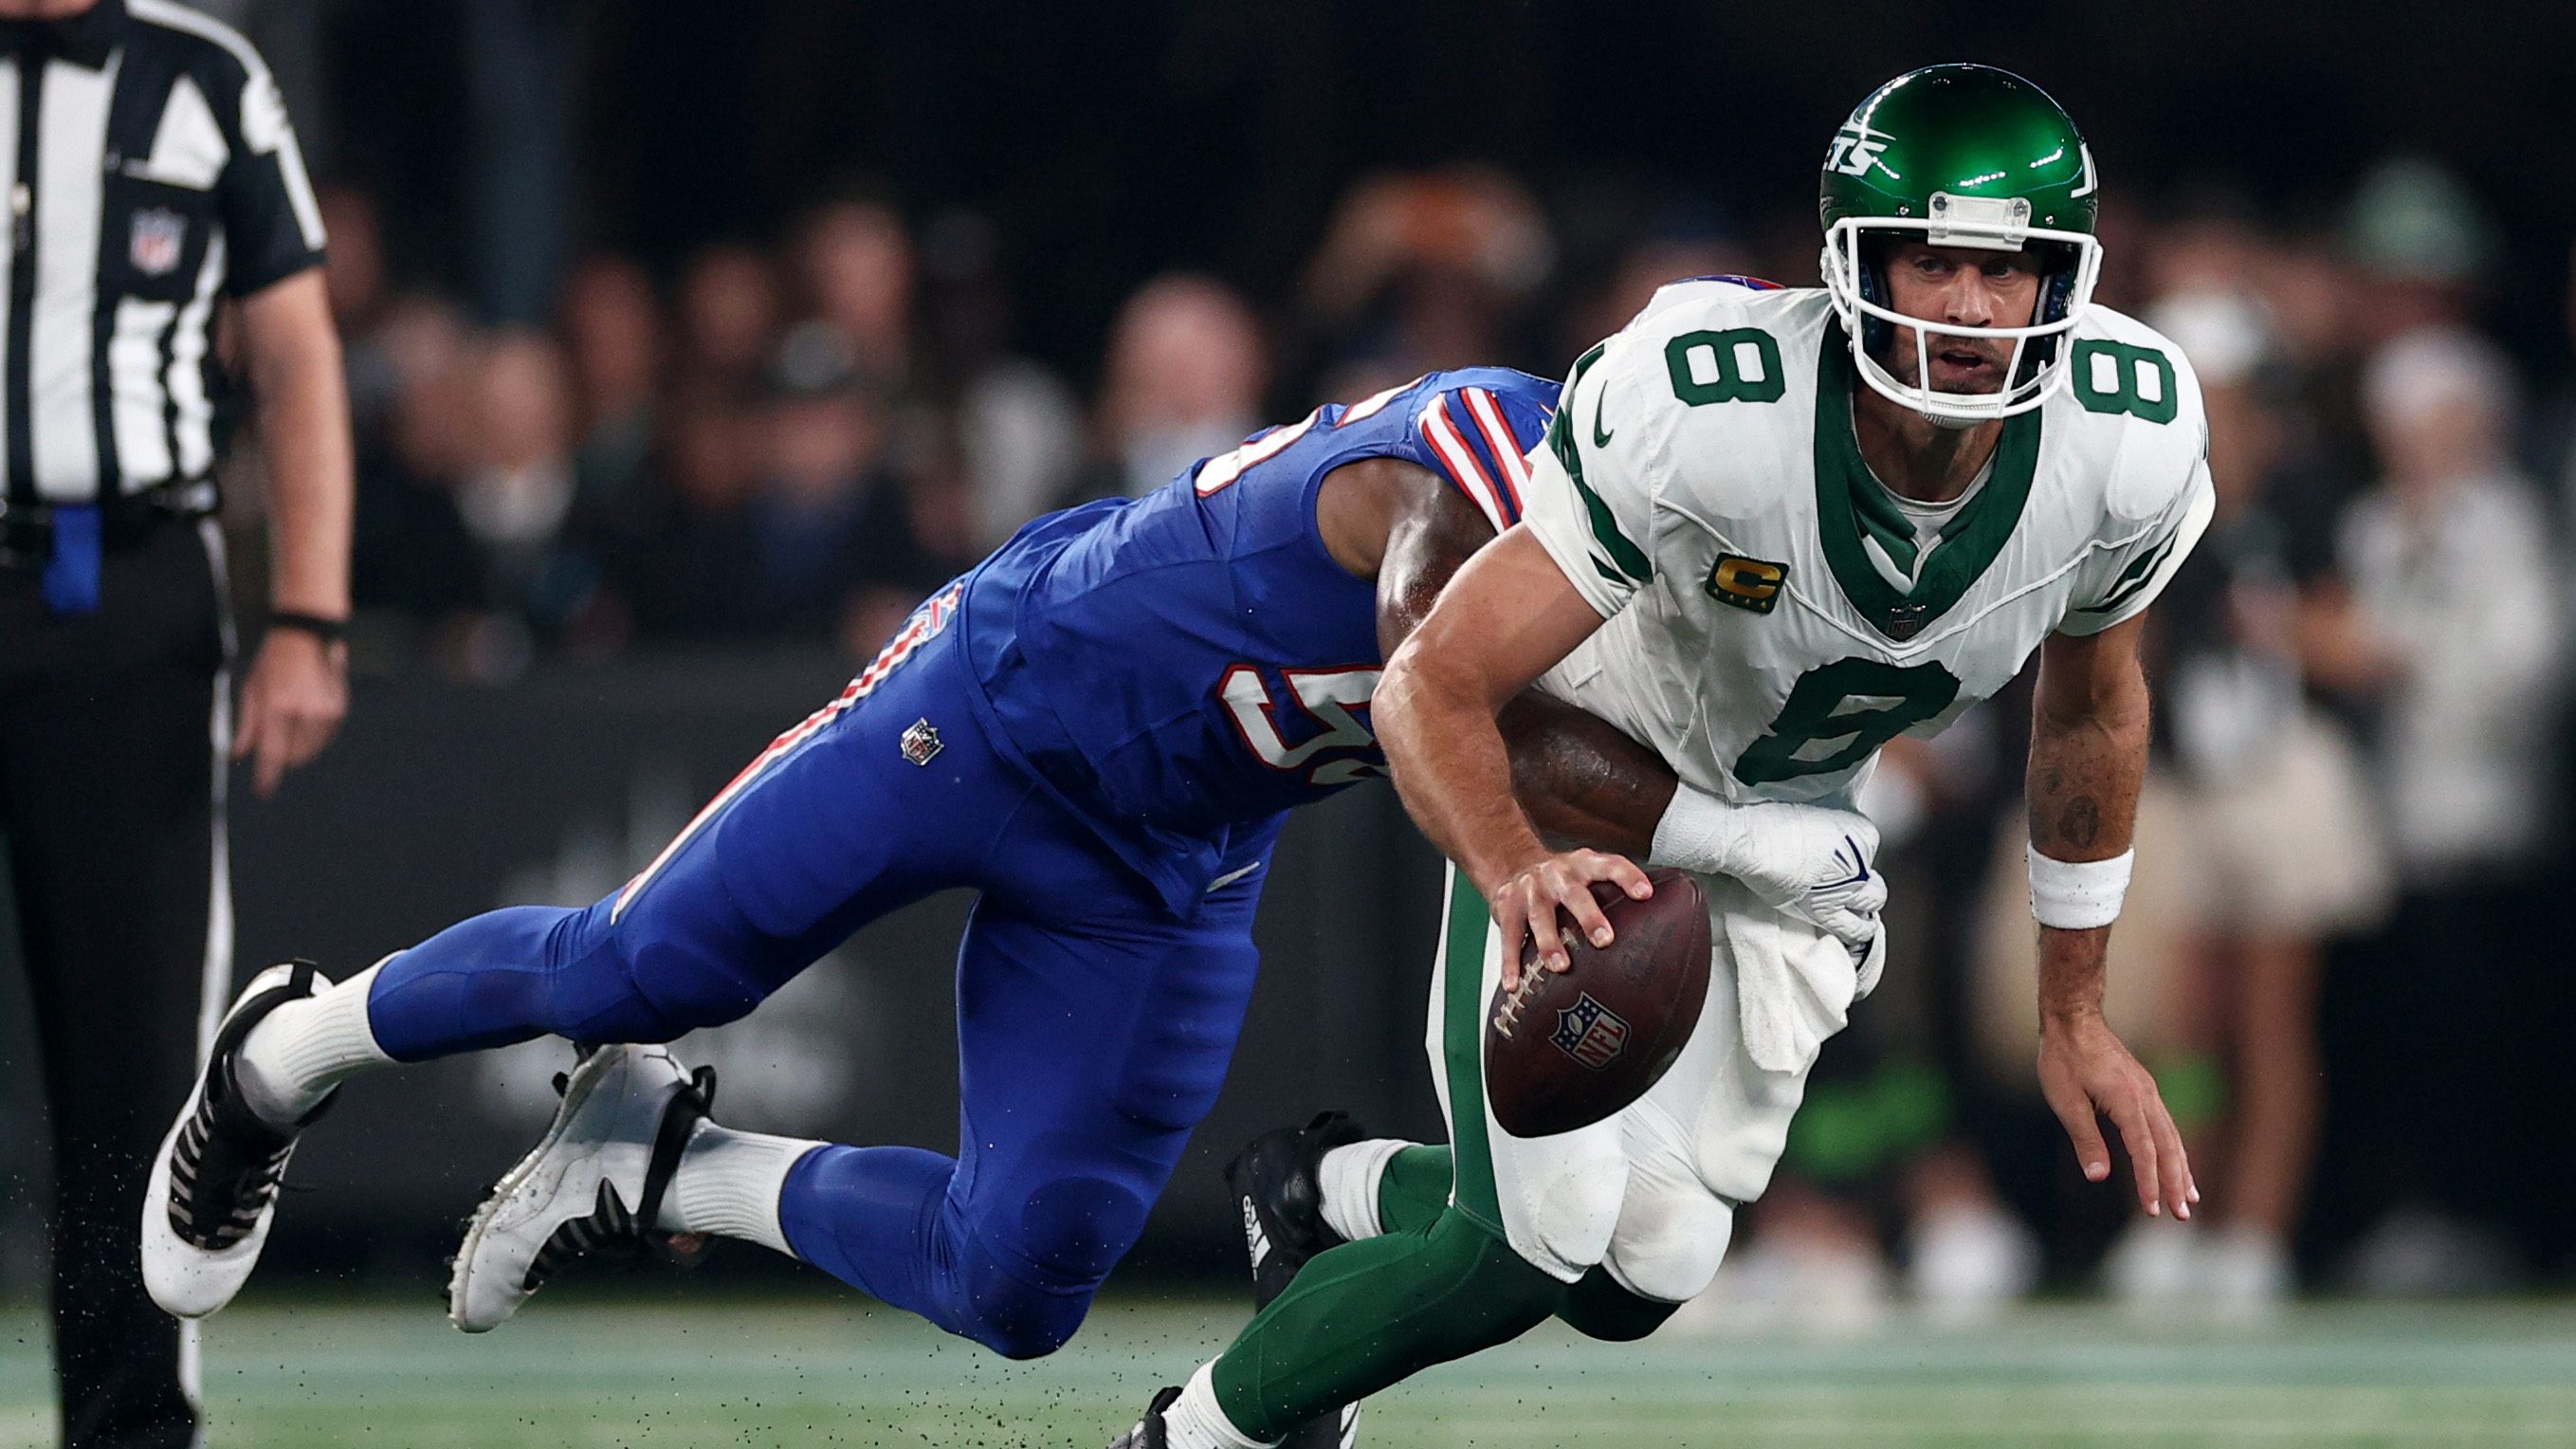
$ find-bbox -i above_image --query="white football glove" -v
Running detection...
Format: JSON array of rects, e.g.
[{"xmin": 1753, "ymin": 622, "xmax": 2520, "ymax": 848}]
[
  {"xmin": 1649, "ymin": 789, "xmax": 1888, "ymax": 953},
  {"xmin": 1853, "ymin": 919, "xmax": 1888, "ymax": 1001}
]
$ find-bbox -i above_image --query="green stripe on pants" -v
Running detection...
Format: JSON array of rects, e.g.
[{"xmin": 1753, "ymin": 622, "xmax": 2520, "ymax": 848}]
[{"xmin": 1440, "ymin": 867, "xmax": 1501, "ymax": 1229}]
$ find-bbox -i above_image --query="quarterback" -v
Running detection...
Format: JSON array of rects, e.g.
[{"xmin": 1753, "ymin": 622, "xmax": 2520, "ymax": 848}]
[{"xmin": 1119, "ymin": 64, "xmax": 2211, "ymax": 1448}]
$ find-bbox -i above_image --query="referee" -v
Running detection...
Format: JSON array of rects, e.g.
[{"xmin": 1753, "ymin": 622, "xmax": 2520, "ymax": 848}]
[{"xmin": 0, "ymin": 2, "xmax": 350, "ymax": 1445}]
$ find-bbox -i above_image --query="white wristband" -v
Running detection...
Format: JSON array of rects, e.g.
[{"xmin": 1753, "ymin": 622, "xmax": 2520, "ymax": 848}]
[
  {"xmin": 1648, "ymin": 784, "xmax": 1748, "ymax": 876},
  {"xmin": 2027, "ymin": 844, "xmax": 2133, "ymax": 929}
]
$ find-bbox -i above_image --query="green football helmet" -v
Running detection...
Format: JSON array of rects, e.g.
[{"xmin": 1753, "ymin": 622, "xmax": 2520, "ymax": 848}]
[{"xmin": 1818, "ymin": 64, "xmax": 2102, "ymax": 426}]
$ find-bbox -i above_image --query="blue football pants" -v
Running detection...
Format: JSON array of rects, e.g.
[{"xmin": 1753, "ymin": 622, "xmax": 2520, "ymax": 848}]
[{"xmin": 362, "ymin": 608, "xmax": 1275, "ymax": 1359}]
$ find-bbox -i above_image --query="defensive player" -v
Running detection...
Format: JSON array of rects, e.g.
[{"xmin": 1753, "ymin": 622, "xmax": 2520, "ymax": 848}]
[
  {"xmin": 1117, "ymin": 64, "xmax": 2210, "ymax": 1447},
  {"xmin": 139, "ymin": 364, "xmax": 1884, "ymax": 1362}
]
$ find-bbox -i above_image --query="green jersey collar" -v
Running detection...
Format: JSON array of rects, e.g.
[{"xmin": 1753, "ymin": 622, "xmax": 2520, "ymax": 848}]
[{"xmin": 1814, "ymin": 322, "xmax": 2041, "ymax": 640}]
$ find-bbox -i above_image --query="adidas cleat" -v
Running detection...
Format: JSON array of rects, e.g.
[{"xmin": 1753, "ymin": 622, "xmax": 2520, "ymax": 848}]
[
  {"xmin": 1225, "ymin": 1111, "xmax": 1371, "ymax": 1447},
  {"xmin": 141, "ymin": 961, "xmax": 337, "ymax": 1318},
  {"xmin": 447, "ymin": 1042, "xmax": 714, "ymax": 1332}
]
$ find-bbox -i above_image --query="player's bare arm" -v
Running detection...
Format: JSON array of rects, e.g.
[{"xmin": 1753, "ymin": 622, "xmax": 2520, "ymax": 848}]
[
  {"xmin": 1325, "ymin": 456, "xmax": 1677, "ymax": 855},
  {"xmin": 1375, "ymin": 526, "xmax": 1649, "ymax": 985},
  {"xmin": 2028, "ymin": 614, "xmax": 2198, "ymax": 1221}
]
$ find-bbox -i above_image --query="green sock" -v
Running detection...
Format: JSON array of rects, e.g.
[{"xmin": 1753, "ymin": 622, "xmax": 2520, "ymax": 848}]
[
  {"xmin": 1362, "ymin": 1146, "xmax": 1674, "ymax": 1342},
  {"xmin": 1211, "ymin": 1207, "xmax": 1567, "ymax": 1440},
  {"xmin": 1374, "ymin": 1146, "xmax": 1452, "ymax": 1234}
]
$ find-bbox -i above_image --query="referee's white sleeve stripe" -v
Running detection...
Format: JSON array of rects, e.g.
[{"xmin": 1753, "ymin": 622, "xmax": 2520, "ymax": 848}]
[{"xmin": 273, "ymin": 122, "xmax": 326, "ymax": 252}]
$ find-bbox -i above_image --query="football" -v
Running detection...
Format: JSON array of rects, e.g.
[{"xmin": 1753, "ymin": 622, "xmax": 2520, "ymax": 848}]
[{"xmin": 1484, "ymin": 869, "xmax": 1712, "ymax": 1138}]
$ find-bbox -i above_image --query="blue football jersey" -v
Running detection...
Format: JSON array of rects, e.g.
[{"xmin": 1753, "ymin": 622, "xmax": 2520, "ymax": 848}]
[{"xmin": 956, "ymin": 368, "xmax": 1557, "ymax": 913}]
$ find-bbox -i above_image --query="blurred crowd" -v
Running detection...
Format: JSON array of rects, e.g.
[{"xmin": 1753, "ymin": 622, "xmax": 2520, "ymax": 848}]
[
  {"xmin": 247, "ymin": 153, "xmax": 2573, "ymax": 1313},
  {"xmin": 283, "ymin": 167, "xmax": 1707, "ymax": 671}
]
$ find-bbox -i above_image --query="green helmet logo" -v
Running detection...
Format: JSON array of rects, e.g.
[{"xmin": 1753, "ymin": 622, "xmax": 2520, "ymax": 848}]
[{"xmin": 1818, "ymin": 64, "xmax": 2103, "ymax": 426}]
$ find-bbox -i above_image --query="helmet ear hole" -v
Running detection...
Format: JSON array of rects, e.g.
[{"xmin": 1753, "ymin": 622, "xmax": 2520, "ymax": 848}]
[
  {"xmin": 2017, "ymin": 246, "xmax": 2081, "ymax": 380},
  {"xmin": 2036, "ymin": 241, "xmax": 2080, "ymax": 324},
  {"xmin": 1855, "ymin": 236, "xmax": 1893, "ymax": 355}
]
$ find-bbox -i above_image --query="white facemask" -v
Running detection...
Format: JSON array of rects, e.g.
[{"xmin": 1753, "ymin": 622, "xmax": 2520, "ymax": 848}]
[{"xmin": 1820, "ymin": 193, "xmax": 2102, "ymax": 426}]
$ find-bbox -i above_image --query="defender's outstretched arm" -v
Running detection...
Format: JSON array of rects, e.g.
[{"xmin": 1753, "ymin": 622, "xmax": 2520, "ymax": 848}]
[
  {"xmin": 1373, "ymin": 472, "xmax": 1677, "ymax": 857},
  {"xmin": 1376, "ymin": 513, "xmax": 1648, "ymax": 978}
]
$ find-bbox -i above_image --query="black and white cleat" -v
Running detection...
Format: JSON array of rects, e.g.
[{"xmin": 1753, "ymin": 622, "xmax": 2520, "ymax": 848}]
[
  {"xmin": 142, "ymin": 960, "xmax": 337, "ymax": 1319},
  {"xmin": 447, "ymin": 1043, "xmax": 715, "ymax": 1332}
]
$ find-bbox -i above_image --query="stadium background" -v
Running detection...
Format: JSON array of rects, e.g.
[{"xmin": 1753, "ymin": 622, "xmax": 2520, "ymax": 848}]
[{"xmin": 8, "ymin": 1, "xmax": 2576, "ymax": 1442}]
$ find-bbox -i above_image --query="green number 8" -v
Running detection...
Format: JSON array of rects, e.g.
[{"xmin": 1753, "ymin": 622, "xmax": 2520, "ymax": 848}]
[
  {"xmin": 1665, "ymin": 328, "xmax": 1786, "ymax": 406},
  {"xmin": 1733, "ymin": 657, "xmax": 1962, "ymax": 786},
  {"xmin": 2069, "ymin": 339, "xmax": 2177, "ymax": 425}
]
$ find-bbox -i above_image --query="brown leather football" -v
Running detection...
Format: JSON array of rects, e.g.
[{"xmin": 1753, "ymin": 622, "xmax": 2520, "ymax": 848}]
[{"xmin": 1485, "ymin": 869, "xmax": 1711, "ymax": 1138}]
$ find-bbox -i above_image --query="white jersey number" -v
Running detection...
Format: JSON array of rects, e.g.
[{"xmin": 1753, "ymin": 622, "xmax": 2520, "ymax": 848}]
[{"xmin": 1219, "ymin": 665, "xmax": 1386, "ymax": 786}]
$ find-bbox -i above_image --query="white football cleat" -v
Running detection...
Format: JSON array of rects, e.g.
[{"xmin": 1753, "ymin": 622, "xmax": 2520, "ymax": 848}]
[
  {"xmin": 141, "ymin": 961, "xmax": 337, "ymax": 1318},
  {"xmin": 448, "ymin": 1042, "xmax": 715, "ymax": 1332}
]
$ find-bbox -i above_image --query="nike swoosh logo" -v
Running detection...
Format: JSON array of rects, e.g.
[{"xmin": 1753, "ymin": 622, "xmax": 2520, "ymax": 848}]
[
  {"xmin": 1592, "ymin": 390, "xmax": 1615, "ymax": 448},
  {"xmin": 1819, "ymin": 835, "xmax": 1872, "ymax": 890}
]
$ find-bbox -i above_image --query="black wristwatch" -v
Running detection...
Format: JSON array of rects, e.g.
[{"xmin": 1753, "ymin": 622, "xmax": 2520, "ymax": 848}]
[{"xmin": 266, "ymin": 610, "xmax": 348, "ymax": 646}]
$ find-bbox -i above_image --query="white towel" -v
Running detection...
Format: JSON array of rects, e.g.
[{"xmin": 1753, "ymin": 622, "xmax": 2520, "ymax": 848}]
[{"xmin": 1719, "ymin": 882, "xmax": 1864, "ymax": 1075}]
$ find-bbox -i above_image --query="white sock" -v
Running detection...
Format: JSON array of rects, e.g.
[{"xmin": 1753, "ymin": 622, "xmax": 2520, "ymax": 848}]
[
  {"xmin": 1316, "ymin": 1138, "xmax": 1409, "ymax": 1243},
  {"xmin": 660, "ymin": 1122, "xmax": 823, "ymax": 1257},
  {"xmin": 236, "ymin": 960, "xmax": 395, "ymax": 1127},
  {"xmin": 1161, "ymin": 1361, "xmax": 1273, "ymax": 1449}
]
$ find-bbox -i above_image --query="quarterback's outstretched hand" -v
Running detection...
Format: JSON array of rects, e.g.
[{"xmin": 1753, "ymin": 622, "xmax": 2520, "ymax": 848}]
[
  {"xmin": 1653, "ymin": 794, "xmax": 1886, "ymax": 951},
  {"xmin": 1487, "ymin": 850, "xmax": 1653, "ymax": 990},
  {"xmin": 2037, "ymin": 1010, "xmax": 2197, "ymax": 1222}
]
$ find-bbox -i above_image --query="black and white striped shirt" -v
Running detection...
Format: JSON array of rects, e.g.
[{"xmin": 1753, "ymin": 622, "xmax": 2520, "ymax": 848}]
[{"xmin": 0, "ymin": 0, "xmax": 323, "ymax": 513}]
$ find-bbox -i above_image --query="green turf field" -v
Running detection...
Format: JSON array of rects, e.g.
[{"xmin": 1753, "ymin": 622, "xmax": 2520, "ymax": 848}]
[{"xmin": 5, "ymin": 1294, "xmax": 2574, "ymax": 1446}]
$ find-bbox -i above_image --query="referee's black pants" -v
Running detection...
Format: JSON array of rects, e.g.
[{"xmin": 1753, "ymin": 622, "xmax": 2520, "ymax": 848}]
[{"xmin": 2, "ymin": 517, "xmax": 228, "ymax": 1449}]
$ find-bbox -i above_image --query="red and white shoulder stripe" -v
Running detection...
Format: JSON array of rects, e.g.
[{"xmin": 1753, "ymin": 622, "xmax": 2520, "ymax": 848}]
[{"xmin": 1416, "ymin": 386, "xmax": 1539, "ymax": 532}]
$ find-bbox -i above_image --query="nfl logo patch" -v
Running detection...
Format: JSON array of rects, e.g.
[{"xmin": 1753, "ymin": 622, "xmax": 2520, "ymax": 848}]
[
  {"xmin": 1550, "ymin": 992, "xmax": 1631, "ymax": 1072},
  {"xmin": 899, "ymin": 718, "xmax": 943, "ymax": 766},
  {"xmin": 130, "ymin": 208, "xmax": 185, "ymax": 277}
]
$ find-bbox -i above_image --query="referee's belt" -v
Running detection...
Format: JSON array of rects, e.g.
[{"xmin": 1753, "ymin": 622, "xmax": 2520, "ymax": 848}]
[{"xmin": 0, "ymin": 480, "xmax": 217, "ymax": 566}]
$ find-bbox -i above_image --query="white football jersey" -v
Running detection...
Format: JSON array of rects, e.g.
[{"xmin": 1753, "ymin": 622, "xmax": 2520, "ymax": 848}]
[{"xmin": 1521, "ymin": 282, "xmax": 2215, "ymax": 806}]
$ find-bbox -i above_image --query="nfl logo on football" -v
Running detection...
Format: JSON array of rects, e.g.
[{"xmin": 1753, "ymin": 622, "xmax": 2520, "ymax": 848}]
[
  {"xmin": 1550, "ymin": 992, "xmax": 1630, "ymax": 1072},
  {"xmin": 130, "ymin": 208, "xmax": 185, "ymax": 277}
]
